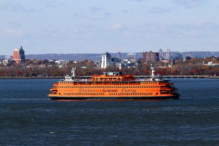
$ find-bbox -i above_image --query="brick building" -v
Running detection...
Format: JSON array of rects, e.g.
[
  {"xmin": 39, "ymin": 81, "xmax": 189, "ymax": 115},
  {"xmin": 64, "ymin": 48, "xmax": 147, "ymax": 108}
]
[
  {"xmin": 142, "ymin": 51, "xmax": 159, "ymax": 62},
  {"xmin": 13, "ymin": 46, "xmax": 25, "ymax": 63}
]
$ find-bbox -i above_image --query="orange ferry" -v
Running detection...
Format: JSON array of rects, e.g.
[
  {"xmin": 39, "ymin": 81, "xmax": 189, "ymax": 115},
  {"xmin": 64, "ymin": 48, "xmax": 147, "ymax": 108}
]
[{"xmin": 48, "ymin": 67, "xmax": 180, "ymax": 100}]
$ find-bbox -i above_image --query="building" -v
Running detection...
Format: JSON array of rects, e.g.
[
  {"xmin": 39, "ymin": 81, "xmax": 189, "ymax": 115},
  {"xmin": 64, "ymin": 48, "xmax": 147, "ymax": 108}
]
[
  {"xmin": 118, "ymin": 52, "xmax": 121, "ymax": 60},
  {"xmin": 101, "ymin": 52, "xmax": 112, "ymax": 69},
  {"xmin": 13, "ymin": 46, "xmax": 25, "ymax": 63},
  {"xmin": 203, "ymin": 61, "xmax": 219, "ymax": 66},
  {"xmin": 55, "ymin": 60, "xmax": 70, "ymax": 68},
  {"xmin": 101, "ymin": 52, "xmax": 124, "ymax": 69},
  {"xmin": 142, "ymin": 51, "xmax": 159, "ymax": 62},
  {"xmin": 159, "ymin": 48, "xmax": 163, "ymax": 59},
  {"xmin": 101, "ymin": 52, "xmax": 140, "ymax": 69},
  {"xmin": 183, "ymin": 56, "xmax": 192, "ymax": 62},
  {"xmin": 127, "ymin": 53, "xmax": 136, "ymax": 60},
  {"xmin": 165, "ymin": 48, "xmax": 170, "ymax": 60}
]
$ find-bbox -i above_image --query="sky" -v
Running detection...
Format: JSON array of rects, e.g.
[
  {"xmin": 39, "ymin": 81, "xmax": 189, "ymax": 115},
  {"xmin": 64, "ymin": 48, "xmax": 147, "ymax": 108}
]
[{"xmin": 0, "ymin": 0, "xmax": 219, "ymax": 55}]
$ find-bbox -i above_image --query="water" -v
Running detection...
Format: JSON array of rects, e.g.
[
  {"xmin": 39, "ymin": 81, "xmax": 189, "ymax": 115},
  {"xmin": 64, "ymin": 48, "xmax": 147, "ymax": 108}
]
[{"xmin": 0, "ymin": 79, "xmax": 219, "ymax": 145}]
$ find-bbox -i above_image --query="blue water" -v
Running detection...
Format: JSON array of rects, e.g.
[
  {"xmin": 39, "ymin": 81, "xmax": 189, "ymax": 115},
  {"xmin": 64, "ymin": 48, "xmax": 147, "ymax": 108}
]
[{"xmin": 0, "ymin": 79, "xmax": 219, "ymax": 145}]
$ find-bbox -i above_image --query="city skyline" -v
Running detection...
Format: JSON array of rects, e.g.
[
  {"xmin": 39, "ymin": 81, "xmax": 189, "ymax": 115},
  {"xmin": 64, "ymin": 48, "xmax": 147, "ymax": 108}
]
[{"xmin": 1, "ymin": 0, "xmax": 219, "ymax": 55}]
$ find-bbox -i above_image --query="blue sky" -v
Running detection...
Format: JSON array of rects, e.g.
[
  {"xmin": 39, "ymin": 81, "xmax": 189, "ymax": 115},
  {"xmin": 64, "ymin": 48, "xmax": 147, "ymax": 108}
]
[{"xmin": 0, "ymin": 0, "xmax": 219, "ymax": 55}]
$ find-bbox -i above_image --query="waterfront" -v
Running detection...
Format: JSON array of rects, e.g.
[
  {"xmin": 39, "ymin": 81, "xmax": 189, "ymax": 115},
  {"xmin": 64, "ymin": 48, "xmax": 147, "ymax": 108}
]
[{"xmin": 0, "ymin": 79, "xmax": 219, "ymax": 145}]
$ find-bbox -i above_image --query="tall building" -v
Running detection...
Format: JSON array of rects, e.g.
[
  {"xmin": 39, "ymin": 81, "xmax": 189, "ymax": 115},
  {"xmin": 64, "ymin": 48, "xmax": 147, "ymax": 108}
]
[
  {"xmin": 165, "ymin": 48, "xmax": 170, "ymax": 60},
  {"xmin": 118, "ymin": 52, "xmax": 121, "ymax": 60},
  {"xmin": 101, "ymin": 52, "xmax": 122, "ymax": 69},
  {"xmin": 142, "ymin": 51, "xmax": 159, "ymax": 62},
  {"xmin": 101, "ymin": 52, "xmax": 112, "ymax": 69},
  {"xmin": 159, "ymin": 48, "xmax": 163, "ymax": 59},
  {"xmin": 13, "ymin": 46, "xmax": 25, "ymax": 63}
]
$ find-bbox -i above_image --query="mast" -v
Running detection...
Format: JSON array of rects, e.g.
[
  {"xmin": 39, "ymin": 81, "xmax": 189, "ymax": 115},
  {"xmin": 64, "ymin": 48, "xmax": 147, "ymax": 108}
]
[
  {"xmin": 150, "ymin": 65, "xmax": 155, "ymax": 81},
  {"xmin": 71, "ymin": 67, "xmax": 76, "ymax": 80},
  {"xmin": 150, "ymin": 64, "xmax": 162, "ymax": 81}
]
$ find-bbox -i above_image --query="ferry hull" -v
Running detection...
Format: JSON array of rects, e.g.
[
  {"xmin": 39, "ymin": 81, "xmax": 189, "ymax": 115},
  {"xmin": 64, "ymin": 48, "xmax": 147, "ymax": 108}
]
[{"xmin": 49, "ymin": 94, "xmax": 180, "ymax": 100}]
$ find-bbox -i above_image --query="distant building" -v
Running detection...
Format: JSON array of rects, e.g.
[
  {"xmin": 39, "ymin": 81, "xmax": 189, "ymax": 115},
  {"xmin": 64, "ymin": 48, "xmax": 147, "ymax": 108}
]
[
  {"xmin": 127, "ymin": 53, "xmax": 136, "ymax": 60},
  {"xmin": 159, "ymin": 48, "xmax": 163, "ymax": 59},
  {"xmin": 2, "ymin": 59, "xmax": 9, "ymax": 66},
  {"xmin": 203, "ymin": 61, "xmax": 219, "ymax": 66},
  {"xmin": 165, "ymin": 48, "xmax": 170, "ymax": 60},
  {"xmin": 55, "ymin": 60, "xmax": 70, "ymax": 68},
  {"xmin": 101, "ymin": 52, "xmax": 140, "ymax": 69},
  {"xmin": 142, "ymin": 51, "xmax": 159, "ymax": 62},
  {"xmin": 183, "ymin": 56, "xmax": 191, "ymax": 62},
  {"xmin": 13, "ymin": 46, "xmax": 25, "ymax": 63},
  {"xmin": 101, "ymin": 52, "xmax": 124, "ymax": 69},
  {"xmin": 118, "ymin": 52, "xmax": 121, "ymax": 60},
  {"xmin": 101, "ymin": 52, "xmax": 112, "ymax": 69}
]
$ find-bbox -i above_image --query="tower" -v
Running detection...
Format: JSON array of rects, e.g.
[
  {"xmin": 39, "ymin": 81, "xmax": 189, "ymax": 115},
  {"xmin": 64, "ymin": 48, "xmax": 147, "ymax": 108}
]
[
  {"xmin": 19, "ymin": 46, "xmax": 25, "ymax": 62},
  {"xmin": 13, "ymin": 46, "xmax": 25, "ymax": 63},
  {"xmin": 13, "ymin": 48, "xmax": 20, "ymax": 63},
  {"xmin": 159, "ymin": 48, "xmax": 163, "ymax": 59},
  {"xmin": 101, "ymin": 52, "xmax": 111, "ymax": 69},
  {"xmin": 166, "ymin": 48, "xmax": 170, "ymax": 60}
]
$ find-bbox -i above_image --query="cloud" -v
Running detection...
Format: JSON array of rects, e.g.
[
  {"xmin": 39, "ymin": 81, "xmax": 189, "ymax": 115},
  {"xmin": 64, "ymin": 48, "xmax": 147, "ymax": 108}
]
[
  {"xmin": 182, "ymin": 30, "xmax": 200, "ymax": 37},
  {"xmin": 104, "ymin": 12, "xmax": 111, "ymax": 17},
  {"xmin": 110, "ymin": 23, "xmax": 124, "ymax": 30},
  {"xmin": 45, "ymin": 1, "xmax": 65, "ymax": 8},
  {"xmin": 46, "ymin": 3, "xmax": 57, "ymax": 8},
  {"xmin": 171, "ymin": 0, "xmax": 208, "ymax": 8},
  {"xmin": 9, "ymin": 22, "xmax": 21, "ymax": 27},
  {"xmin": 74, "ymin": 13, "xmax": 88, "ymax": 18},
  {"xmin": 41, "ymin": 28, "xmax": 61, "ymax": 38},
  {"xmin": 148, "ymin": 7, "xmax": 175, "ymax": 14},
  {"xmin": 90, "ymin": 6, "xmax": 103, "ymax": 12},
  {"xmin": 0, "ymin": 3, "xmax": 40, "ymax": 13},
  {"xmin": 130, "ymin": 20, "xmax": 218, "ymax": 40},
  {"xmin": 4, "ymin": 28, "xmax": 24, "ymax": 37}
]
